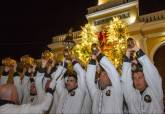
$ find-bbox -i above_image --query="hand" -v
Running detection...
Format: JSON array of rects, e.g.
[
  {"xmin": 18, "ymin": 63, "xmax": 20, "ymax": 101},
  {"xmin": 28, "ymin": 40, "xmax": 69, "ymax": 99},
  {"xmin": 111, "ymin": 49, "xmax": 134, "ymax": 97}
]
[
  {"xmin": 126, "ymin": 48, "xmax": 132, "ymax": 58},
  {"xmin": 127, "ymin": 38, "xmax": 135, "ymax": 49},
  {"xmin": 130, "ymin": 41, "xmax": 139, "ymax": 52},
  {"xmin": 91, "ymin": 43, "xmax": 101, "ymax": 56},
  {"xmin": 47, "ymin": 66, "xmax": 52, "ymax": 74},
  {"xmin": 41, "ymin": 59, "xmax": 48, "ymax": 68},
  {"xmin": 23, "ymin": 67, "xmax": 27, "ymax": 73},
  {"xmin": 28, "ymin": 67, "xmax": 33, "ymax": 73},
  {"xmin": 91, "ymin": 54, "xmax": 97, "ymax": 60},
  {"xmin": 70, "ymin": 54, "xmax": 76, "ymax": 61},
  {"xmin": 46, "ymin": 65, "xmax": 53, "ymax": 74},
  {"xmin": 32, "ymin": 64, "xmax": 36, "ymax": 73},
  {"xmin": 96, "ymin": 47, "xmax": 101, "ymax": 57},
  {"xmin": 46, "ymin": 59, "xmax": 55, "ymax": 73},
  {"xmin": 13, "ymin": 63, "xmax": 17, "ymax": 72},
  {"xmin": 4, "ymin": 66, "xmax": 10, "ymax": 72},
  {"xmin": 47, "ymin": 59, "xmax": 54, "ymax": 67},
  {"xmin": 63, "ymin": 49, "xmax": 72, "ymax": 61}
]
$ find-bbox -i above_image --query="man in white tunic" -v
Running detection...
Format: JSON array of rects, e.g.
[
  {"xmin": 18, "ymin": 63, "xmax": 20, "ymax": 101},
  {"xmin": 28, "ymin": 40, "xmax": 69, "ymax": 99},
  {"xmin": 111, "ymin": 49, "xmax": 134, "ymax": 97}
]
[
  {"xmin": 121, "ymin": 42, "xmax": 164, "ymax": 114},
  {"xmin": 0, "ymin": 72, "xmax": 57, "ymax": 114},
  {"xmin": 0, "ymin": 58, "xmax": 23, "ymax": 104},
  {"xmin": 86, "ymin": 45, "xmax": 123, "ymax": 114},
  {"xmin": 20, "ymin": 55, "xmax": 37, "ymax": 104},
  {"xmin": 35, "ymin": 50, "xmax": 56, "ymax": 105},
  {"xmin": 56, "ymin": 57, "xmax": 86, "ymax": 114},
  {"xmin": 0, "ymin": 58, "xmax": 10, "ymax": 85}
]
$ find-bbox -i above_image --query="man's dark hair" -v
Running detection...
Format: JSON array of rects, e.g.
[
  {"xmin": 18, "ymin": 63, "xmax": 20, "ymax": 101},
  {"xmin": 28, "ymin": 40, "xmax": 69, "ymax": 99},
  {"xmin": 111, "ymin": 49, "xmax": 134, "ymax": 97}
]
[{"xmin": 64, "ymin": 71, "xmax": 77, "ymax": 82}]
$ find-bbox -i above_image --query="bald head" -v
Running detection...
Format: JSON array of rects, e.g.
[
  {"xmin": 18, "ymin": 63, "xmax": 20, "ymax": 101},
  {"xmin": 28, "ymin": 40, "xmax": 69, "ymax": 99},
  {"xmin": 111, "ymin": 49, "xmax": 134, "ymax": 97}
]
[{"xmin": 0, "ymin": 84, "xmax": 18, "ymax": 104}]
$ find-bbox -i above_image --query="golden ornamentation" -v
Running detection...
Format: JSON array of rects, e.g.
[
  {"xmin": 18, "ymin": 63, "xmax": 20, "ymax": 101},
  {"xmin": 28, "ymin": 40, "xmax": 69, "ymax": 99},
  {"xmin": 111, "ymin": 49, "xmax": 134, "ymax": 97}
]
[
  {"xmin": 20, "ymin": 55, "xmax": 35, "ymax": 68},
  {"xmin": 41, "ymin": 50, "xmax": 54, "ymax": 60},
  {"xmin": 73, "ymin": 17, "xmax": 129, "ymax": 73},
  {"xmin": 2, "ymin": 57, "xmax": 16, "ymax": 66}
]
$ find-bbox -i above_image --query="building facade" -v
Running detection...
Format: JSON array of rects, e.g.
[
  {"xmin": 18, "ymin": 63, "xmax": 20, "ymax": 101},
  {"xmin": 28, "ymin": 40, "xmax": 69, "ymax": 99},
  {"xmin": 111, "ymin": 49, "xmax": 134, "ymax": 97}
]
[{"xmin": 48, "ymin": 0, "xmax": 165, "ymax": 95}]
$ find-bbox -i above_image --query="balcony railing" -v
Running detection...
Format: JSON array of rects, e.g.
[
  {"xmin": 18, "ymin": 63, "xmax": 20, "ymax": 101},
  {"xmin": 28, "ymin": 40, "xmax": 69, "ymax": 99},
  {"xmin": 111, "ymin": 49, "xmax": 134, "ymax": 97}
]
[
  {"xmin": 87, "ymin": 0, "xmax": 136, "ymax": 14},
  {"xmin": 52, "ymin": 31, "xmax": 81, "ymax": 43},
  {"xmin": 140, "ymin": 10, "xmax": 165, "ymax": 22}
]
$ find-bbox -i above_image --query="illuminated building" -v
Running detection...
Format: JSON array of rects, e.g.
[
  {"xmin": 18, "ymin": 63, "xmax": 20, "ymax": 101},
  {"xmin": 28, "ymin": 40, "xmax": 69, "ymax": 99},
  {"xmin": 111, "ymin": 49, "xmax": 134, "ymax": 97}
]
[{"xmin": 48, "ymin": 0, "xmax": 165, "ymax": 95}]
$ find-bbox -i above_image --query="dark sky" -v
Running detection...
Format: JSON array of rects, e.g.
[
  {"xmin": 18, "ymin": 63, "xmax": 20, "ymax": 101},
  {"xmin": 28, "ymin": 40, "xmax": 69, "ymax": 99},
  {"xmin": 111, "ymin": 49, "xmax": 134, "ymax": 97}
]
[
  {"xmin": 0, "ymin": 0, "xmax": 97, "ymax": 61},
  {"xmin": 0, "ymin": 0, "xmax": 164, "ymax": 62},
  {"xmin": 139, "ymin": 0, "xmax": 165, "ymax": 15}
]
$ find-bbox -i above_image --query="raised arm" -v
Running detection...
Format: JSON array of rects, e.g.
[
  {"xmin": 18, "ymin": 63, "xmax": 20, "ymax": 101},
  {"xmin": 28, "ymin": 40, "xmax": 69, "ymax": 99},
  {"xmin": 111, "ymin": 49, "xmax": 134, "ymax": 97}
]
[
  {"xmin": 121, "ymin": 55, "xmax": 135, "ymax": 103},
  {"xmin": 53, "ymin": 61, "xmax": 67, "ymax": 96},
  {"xmin": 51, "ymin": 64, "xmax": 66, "ymax": 80},
  {"xmin": 20, "ymin": 73, "xmax": 58, "ymax": 113},
  {"xmin": 86, "ymin": 57, "xmax": 98, "ymax": 99},
  {"xmin": 136, "ymin": 49, "xmax": 163, "ymax": 100},
  {"xmin": 98, "ymin": 53, "xmax": 121, "ymax": 91},
  {"xmin": 35, "ymin": 58, "xmax": 48, "ymax": 94},
  {"xmin": 12, "ymin": 73, "xmax": 22, "ymax": 104},
  {"xmin": 35, "ymin": 67, "xmax": 45, "ymax": 95},
  {"xmin": 72, "ymin": 60, "xmax": 86, "ymax": 91}
]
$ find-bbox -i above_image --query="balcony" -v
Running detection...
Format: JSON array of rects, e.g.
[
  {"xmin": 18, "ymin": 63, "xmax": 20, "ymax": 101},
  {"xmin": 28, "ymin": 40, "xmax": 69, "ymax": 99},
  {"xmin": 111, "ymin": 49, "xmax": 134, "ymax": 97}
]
[
  {"xmin": 52, "ymin": 31, "xmax": 81, "ymax": 43},
  {"xmin": 48, "ymin": 31, "xmax": 81, "ymax": 49},
  {"xmin": 140, "ymin": 10, "xmax": 165, "ymax": 23},
  {"xmin": 87, "ymin": 0, "xmax": 136, "ymax": 14}
]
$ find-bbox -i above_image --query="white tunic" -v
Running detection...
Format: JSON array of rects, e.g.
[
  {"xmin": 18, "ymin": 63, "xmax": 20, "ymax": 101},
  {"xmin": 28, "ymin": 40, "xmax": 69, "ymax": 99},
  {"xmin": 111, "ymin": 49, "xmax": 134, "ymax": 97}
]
[
  {"xmin": 49, "ymin": 65, "xmax": 67, "ymax": 114},
  {"xmin": 0, "ymin": 65, "xmax": 61, "ymax": 114},
  {"xmin": 22, "ymin": 75, "xmax": 38, "ymax": 104},
  {"xmin": 0, "ymin": 75, "xmax": 7, "ymax": 85},
  {"xmin": 121, "ymin": 55, "xmax": 164, "ymax": 114},
  {"xmin": 13, "ymin": 75, "xmax": 23, "ymax": 104},
  {"xmin": 86, "ymin": 56, "xmax": 123, "ymax": 114},
  {"xmin": 0, "ymin": 93, "xmax": 53, "ymax": 114},
  {"xmin": 0, "ymin": 73, "xmax": 23, "ymax": 104},
  {"xmin": 21, "ymin": 75, "xmax": 30, "ymax": 104},
  {"xmin": 56, "ymin": 62, "xmax": 86, "ymax": 114},
  {"xmin": 35, "ymin": 68, "xmax": 52, "ymax": 104},
  {"xmin": 80, "ymin": 84, "xmax": 92, "ymax": 114}
]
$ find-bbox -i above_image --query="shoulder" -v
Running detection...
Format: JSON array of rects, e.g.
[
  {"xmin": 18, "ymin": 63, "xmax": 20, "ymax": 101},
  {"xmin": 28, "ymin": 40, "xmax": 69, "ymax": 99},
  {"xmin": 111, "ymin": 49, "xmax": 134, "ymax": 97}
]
[{"xmin": 0, "ymin": 104, "xmax": 22, "ymax": 113}]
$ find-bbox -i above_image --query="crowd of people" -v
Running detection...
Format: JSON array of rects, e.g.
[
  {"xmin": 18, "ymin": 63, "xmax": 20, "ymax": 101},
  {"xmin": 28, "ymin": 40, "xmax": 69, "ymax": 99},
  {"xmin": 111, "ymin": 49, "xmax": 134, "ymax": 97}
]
[{"xmin": 0, "ymin": 38, "xmax": 164, "ymax": 114}]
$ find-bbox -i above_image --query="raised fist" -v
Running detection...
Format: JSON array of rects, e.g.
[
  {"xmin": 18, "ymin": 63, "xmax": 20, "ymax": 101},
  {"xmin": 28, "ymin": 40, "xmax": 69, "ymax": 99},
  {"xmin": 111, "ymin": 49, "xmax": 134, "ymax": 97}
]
[{"xmin": 91, "ymin": 43, "xmax": 100, "ymax": 56}]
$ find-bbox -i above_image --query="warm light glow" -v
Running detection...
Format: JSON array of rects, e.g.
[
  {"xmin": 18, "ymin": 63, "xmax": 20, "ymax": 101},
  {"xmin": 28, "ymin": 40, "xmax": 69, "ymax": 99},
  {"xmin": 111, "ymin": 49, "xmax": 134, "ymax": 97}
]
[
  {"xmin": 128, "ymin": 15, "xmax": 136, "ymax": 24},
  {"xmin": 73, "ymin": 17, "xmax": 129, "ymax": 73},
  {"xmin": 72, "ymin": 23, "xmax": 98, "ymax": 65},
  {"xmin": 98, "ymin": 0, "xmax": 110, "ymax": 5},
  {"xmin": 106, "ymin": 17, "xmax": 129, "ymax": 73}
]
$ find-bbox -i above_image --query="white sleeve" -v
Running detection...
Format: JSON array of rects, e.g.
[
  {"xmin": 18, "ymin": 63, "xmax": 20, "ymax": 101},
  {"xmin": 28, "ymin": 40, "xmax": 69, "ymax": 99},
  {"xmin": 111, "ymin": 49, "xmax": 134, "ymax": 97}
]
[
  {"xmin": 49, "ymin": 66, "xmax": 65, "ymax": 90},
  {"xmin": 51, "ymin": 65, "xmax": 65, "ymax": 80},
  {"xmin": 19, "ymin": 93, "xmax": 53, "ymax": 113},
  {"xmin": 86, "ymin": 64, "xmax": 98, "ymax": 99},
  {"xmin": 22, "ymin": 65, "xmax": 66, "ymax": 113},
  {"xmin": 13, "ymin": 76, "xmax": 23, "ymax": 104},
  {"xmin": 138, "ymin": 55, "xmax": 163, "ymax": 100},
  {"xmin": 55, "ymin": 67, "xmax": 67, "ymax": 96},
  {"xmin": 33, "ymin": 93, "xmax": 53, "ymax": 112},
  {"xmin": 99, "ymin": 56, "xmax": 121, "ymax": 92},
  {"xmin": 73, "ymin": 62, "xmax": 86, "ymax": 91},
  {"xmin": 35, "ymin": 71, "xmax": 45, "ymax": 94},
  {"xmin": 121, "ymin": 62, "xmax": 134, "ymax": 102}
]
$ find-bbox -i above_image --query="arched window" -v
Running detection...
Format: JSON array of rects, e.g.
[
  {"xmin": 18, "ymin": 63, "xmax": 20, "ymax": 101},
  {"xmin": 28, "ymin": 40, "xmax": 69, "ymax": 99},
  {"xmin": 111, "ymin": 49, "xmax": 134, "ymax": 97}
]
[{"xmin": 153, "ymin": 44, "xmax": 165, "ymax": 106}]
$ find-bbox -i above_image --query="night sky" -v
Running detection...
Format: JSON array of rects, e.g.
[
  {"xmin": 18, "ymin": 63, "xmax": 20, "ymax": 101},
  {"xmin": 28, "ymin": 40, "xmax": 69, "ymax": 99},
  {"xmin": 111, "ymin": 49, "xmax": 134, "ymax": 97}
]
[
  {"xmin": 0, "ymin": 0, "xmax": 164, "ymax": 62},
  {"xmin": 139, "ymin": 0, "xmax": 165, "ymax": 15},
  {"xmin": 0, "ymin": 0, "xmax": 97, "ymax": 61}
]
